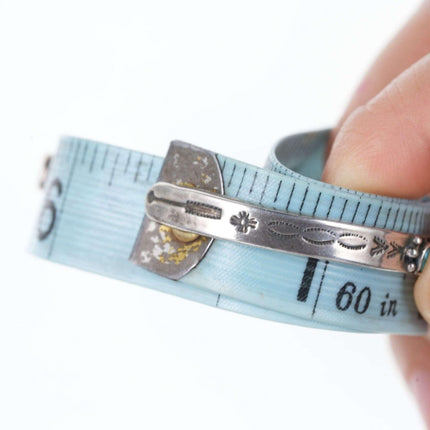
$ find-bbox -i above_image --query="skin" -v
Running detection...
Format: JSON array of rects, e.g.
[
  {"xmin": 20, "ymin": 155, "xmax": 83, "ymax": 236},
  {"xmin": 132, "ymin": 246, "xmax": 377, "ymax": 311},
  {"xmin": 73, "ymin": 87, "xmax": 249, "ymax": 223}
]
[{"xmin": 322, "ymin": 1, "xmax": 430, "ymax": 426}]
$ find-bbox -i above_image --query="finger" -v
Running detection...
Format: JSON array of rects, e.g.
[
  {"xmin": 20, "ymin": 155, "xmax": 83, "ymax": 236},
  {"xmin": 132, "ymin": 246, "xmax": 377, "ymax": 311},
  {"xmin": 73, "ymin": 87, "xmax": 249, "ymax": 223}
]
[
  {"xmin": 391, "ymin": 336, "xmax": 430, "ymax": 428},
  {"xmin": 323, "ymin": 53, "xmax": 430, "ymax": 198},
  {"xmin": 322, "ymin": 54, "xmax": 430, "ymax": 426},
  {"xmin": 330, "ymin": 1, "xmax": 430, "ymax": 147}
]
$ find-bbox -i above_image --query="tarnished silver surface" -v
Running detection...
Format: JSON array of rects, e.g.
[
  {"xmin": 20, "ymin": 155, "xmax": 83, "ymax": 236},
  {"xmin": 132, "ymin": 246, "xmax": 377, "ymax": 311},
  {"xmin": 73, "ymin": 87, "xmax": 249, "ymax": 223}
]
[
  {"xmin": 146, "ymin": 182, "xmax": 430, "ymax": 275},
  {"xmin": 130, "ymin": 141, "xmax": 224, "ymax": 280}
]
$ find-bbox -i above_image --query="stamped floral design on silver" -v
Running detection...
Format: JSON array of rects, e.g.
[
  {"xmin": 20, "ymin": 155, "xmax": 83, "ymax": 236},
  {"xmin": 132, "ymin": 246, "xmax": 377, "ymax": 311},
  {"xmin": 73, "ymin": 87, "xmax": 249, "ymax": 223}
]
[{"xmin": 230, "ymin": 211, "xmax": 258, "ymax": 233}]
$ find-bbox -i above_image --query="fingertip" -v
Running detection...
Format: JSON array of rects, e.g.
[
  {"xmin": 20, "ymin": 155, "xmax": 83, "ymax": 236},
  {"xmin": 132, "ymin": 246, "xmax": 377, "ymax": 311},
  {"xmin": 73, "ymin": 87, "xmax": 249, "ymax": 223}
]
[
  {"xmin": 322, "ymin": 105, "xmax": 402, "ymax": 196},
  {"xmin": 322, "ymin": 108, "xmax": 369, "ymax": 188},
  {"xmin": 390, "ymin": 335, "xmax": 430, "ymax": 428},
  {"xmin": 415, "ymin": 264, "xmax": 430, "ymax": 325},
  {"xmin": 323, "ymin": 54, "xmax": 430, "ymax": 199}
]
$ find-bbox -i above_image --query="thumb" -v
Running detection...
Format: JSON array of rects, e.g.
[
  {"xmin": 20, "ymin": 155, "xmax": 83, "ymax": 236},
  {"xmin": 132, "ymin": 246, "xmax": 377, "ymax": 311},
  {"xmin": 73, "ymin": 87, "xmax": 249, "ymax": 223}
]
[
  {"xmin": 323, "ymin": 53, "xmax": 430, "ymax": 318},
  {"xmin": 322, "ymin": 53, "xmax": 430, "ymax": 426},
  {"xmin": 324, "ymin": 53, "xmax": 430, "ymax": 199}
]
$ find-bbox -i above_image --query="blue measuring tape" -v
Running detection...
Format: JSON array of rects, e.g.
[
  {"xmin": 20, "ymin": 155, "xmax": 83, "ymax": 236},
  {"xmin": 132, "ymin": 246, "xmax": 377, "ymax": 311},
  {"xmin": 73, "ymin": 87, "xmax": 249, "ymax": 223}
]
[{"xmin": 30, "ymin": 130, "xmax": 430, "ymax": 334}]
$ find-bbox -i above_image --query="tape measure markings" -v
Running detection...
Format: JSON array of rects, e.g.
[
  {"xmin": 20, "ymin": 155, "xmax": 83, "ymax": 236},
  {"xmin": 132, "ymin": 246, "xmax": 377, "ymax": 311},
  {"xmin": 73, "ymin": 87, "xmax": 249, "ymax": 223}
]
[
  {"xmin": 273, "ymin": 180, "xmax": 282, "ymax": 203},
  {"xmin": 339, "ymin": 199, "xmax": 348, "ymax": 221},
  {"xmin": 285, "ymin": 183, "xmax": 295, "ymax": 211},
  {"xmin": 311, "ymin": 192, "xmax": 322, "ymax": 217},
  {"xmin": 31, "ymin": 135, "xmax": 430, "ymax": 334},
  {"xmin": 89, "ymin": 144, "xmax": 98, "ymax": 173},
  {"xmin": 133, "ymin": 154, "xmax": 144, "ymax": 183},
  {"xmin": 350, "ymin": 201, "xmax": 360, "ymax": 223},
  {"xmin": 297, "ymin": 257, "xmax": 318, "ymax": 302},
  {"xmin": 42, "ymin": 140, "xmax": 159, "ymax": 261},
  {"xmin": 326, "ymin": 195, "xmax": 335, "ymax": 219},
  {"xmin": 258, "ymin": 174, "xmax": 270, "ymax": 204},
  {"xmin": 312, "ymin": 260, "xmax": 329, "ymax": 317},
  {"xmin": 393, "ymin": 207, "xmax": 400, "ymax": 230},
  {"xmin": 101, "ymin": 146, "xmax": 109, "ymax": 170},
  {"xmin": 298, "ymin": 185, "xmax": 309, "ymax": 214},
  {"xmin": 108, "ymin": 152, "xmax": 120, "ymax": 186},
  {"xmin": 268, "ymin": 146, "xmax": 428, "ymax": 209},
  {"xmin": 215, "ymin": 293, "xmax": 221, "ymax": 307},
  {"xmin": 235, "ymin": 167, "xmax": 247, "ymax": 198},
  {"xmin": 123, "ymin": 150, "xmax": 132, "ymax": 174},
  {"xmin": 146, "ymin": 157, "xmax": 155, "ymax": 183},
  {"xmin": 216, "ymin": 152, "xmax": 425, "ymax": 321},
  {"xmin": 372, "ymin": 204, "xmax": 382, "ymax": 227},
  {"xmin": 81, "ymin": 142, "xmax": 88, "ymax": 164},
  {"xmin": 215, "ymin": 152, "xmax": 425, "ymax": 329},
  {"xmin": 362, "ymin": 203, "xmax": 371, "ymax": 225},
  {"xmin": 47, "ymin": 141, "xmax": 81, "ymax": 259},
  {"xmin": 220, "ymin": 159, "xmax": 226, "ymax": 173},
  {"xmin": 227, "ymin": 163, "xmax": 236, "ymax": 188},
  {"xmin": 220, "ymin": 153, "xmax": 427, "ymax": 235}
]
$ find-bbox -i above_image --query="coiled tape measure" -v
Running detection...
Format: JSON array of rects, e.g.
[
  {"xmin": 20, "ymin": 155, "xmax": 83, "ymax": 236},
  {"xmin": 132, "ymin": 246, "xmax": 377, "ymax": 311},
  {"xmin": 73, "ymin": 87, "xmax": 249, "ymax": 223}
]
[{"xmin": 31, "ymin": 130, "xmax": 430, "ymax": 335}]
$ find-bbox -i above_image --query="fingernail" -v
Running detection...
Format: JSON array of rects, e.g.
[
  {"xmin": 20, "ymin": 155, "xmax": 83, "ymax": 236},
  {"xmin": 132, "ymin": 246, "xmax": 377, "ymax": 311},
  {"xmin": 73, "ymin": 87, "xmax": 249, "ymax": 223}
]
[{"xmin": 410, "ymin": 370, "xmax": 430, "ymax": 427}]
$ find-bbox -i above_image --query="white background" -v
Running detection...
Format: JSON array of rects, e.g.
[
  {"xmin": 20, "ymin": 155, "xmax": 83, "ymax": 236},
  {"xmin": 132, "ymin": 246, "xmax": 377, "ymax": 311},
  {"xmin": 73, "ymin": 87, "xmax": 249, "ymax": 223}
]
[{"xmin": 0, "ymin": 1, "xmax": 425, "ymax": 429}]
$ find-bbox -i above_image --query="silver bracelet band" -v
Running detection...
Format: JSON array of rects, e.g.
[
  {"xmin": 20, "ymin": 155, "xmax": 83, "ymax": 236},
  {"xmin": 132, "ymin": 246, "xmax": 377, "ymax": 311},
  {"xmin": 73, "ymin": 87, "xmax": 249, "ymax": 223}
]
[{"xmin": 145, "ymin": 181, "xmax": 430, "ymax": 275}]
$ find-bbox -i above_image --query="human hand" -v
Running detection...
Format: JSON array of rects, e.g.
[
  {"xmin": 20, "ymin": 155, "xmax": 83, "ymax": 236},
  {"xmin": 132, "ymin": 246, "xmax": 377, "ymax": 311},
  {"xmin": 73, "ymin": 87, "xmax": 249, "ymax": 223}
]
[{"xmin": 322, "ymin": 1, "xmax": 430, "ymax": 426}]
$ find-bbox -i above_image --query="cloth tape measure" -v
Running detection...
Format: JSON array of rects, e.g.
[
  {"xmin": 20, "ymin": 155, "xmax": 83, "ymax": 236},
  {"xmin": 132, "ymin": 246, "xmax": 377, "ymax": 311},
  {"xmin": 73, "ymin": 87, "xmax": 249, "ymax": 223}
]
[{"xmin": 30, "ymin": 130, "xmax": 430, "ymax": 335}]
